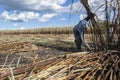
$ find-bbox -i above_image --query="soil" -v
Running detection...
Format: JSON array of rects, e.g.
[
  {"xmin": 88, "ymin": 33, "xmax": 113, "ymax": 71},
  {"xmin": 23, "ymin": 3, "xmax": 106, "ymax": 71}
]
[{"xmin": 0, "ymin": 34, "xmax": 78, "ymax": 66}]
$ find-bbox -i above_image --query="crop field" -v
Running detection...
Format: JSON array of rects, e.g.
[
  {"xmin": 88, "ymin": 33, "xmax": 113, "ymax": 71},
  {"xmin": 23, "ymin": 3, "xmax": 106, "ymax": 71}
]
[
  {"xmin": 0, "ymin": 28, "xmax": 93, "ymax": 64},
  {"xmin": 0, "ymin": 27, "xmax": 119, "ymax": 80},
  {"xmin": 0, "ymin": 23, "xmax": 119, "ymax": 79},
  {"xmin": 0, "ymin": 28, "xmax": 95, "ymax": 79},
  {"xmin": 0, "ymin": 0, "xmax": 120, "ymax": 79}
]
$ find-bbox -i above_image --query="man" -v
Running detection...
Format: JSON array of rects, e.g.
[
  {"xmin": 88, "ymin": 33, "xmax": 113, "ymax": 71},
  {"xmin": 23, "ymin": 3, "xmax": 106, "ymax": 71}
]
[{"xmin": 73, "ymin": 15, "xmax": 93, "ymax": 51}]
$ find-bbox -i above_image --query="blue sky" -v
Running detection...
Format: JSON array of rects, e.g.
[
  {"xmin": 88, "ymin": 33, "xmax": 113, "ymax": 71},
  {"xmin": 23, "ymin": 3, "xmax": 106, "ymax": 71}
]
[{"xmin": 0, "ymin": 0, "xmax": 116, "ymax": 30}]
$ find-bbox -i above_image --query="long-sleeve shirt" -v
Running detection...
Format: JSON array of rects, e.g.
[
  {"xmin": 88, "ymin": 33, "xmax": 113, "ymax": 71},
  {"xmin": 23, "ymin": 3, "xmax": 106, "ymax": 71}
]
[
  {"xmin": 74, "ymin": 20, "xmax": 88, "ymax": 33},
  {"xmin": 73, "ymin": 19, "xmax": 89, "ymax": 49}
]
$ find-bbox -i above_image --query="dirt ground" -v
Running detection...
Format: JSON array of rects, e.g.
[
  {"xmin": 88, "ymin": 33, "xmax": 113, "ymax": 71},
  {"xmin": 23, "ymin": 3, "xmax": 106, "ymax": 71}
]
[
  {"xmin": 0, "ymin": 34, "xmax": 119, "ymax": 80},
  {"xmin": 0, "ymin": 34, "xmax": 91, "ymax": 66},
  {"xmin": 0, "ymin": 34, "xmax": 76, "ymax": 66}
]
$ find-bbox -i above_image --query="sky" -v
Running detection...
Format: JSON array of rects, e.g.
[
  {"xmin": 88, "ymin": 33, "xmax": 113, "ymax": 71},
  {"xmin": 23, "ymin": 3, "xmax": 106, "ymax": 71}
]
[{"xmin": 0, "ymin": 0, "xmax": 116, "ymax": 30}]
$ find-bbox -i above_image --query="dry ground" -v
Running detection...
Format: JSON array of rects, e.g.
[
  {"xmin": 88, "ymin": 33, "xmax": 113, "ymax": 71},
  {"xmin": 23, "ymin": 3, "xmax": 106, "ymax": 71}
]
[
  {"xmin": 0, "ymin": 34, "xmax": 84, "ymax": 66},
  {"xmin": 0, "ymin": 34, "xmax": 120, "ymax": 80}
]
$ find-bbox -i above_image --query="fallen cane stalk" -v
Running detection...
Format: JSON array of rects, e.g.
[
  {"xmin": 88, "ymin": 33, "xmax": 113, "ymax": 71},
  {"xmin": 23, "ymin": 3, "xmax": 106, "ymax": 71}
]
[
  {"xmin": 9, "ymin": 57, "xmax": 15, "ymax": 67},
  {"xmin": 72, "ymin": 68, "xmax": 91, "ymax": 73},
  {"xmin": 16, "ymin": 54, "xmax": 21, "ymax": 68},
  {"xmin": 85, "ymin": 43, "xmax": 93, "ymax": 53},
  {"xmin": 9, "ymin": 66, "xmax": 15, "ymax": 80},
  {"xmin": 2, "ymin": 54, "xmax": 9, "ymax": 69}
]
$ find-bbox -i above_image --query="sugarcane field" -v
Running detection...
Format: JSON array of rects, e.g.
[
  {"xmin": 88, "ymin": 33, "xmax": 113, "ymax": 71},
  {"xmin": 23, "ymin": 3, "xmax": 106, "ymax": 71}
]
[{"xmin": 0, "ymin": 0, "xmax": 120, "ymax": 80}]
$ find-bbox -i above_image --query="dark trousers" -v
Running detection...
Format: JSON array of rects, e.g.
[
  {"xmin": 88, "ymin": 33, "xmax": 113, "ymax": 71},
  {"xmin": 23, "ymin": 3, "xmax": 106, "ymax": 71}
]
[{"xmin": 73, "ymin": 29, "xmax": 82, "ymax": 50}]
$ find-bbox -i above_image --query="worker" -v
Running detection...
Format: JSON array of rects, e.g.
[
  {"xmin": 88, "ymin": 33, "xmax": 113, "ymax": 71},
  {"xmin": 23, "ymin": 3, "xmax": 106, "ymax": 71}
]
[{"xmin": 73, "ymin": 14, "xmax": 94, "ymax": 51}]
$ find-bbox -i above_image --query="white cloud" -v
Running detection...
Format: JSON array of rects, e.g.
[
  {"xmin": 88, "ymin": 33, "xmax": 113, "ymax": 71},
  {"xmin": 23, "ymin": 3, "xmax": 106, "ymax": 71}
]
[
  {"xmin": 89, "ymin": 0, "xmax": 118, "ymax": 20},
  {"xmin": 0, "ymin": 0, "xmax": 83, "ymax": 22},
  {"xmin": 0, "ymin": 0, "xmax": 115, "ymax": 23},
  {"xmin": 13, "ymin": 23, "xmax": 18, "ymax": 26},
  {"xmin": 60, "ymin": 18, "xmax": 66, "ymax": 21},
  {"xmin": 70, "ymin": 2, "xmax": 84, "ymax": 14},
  {"xmin": 0, "ymin": 0, "xmax": 67, "ymax": 13},
  {"xmin": 39, "ymin": 13, "xmax": 57, "ymax": 22},
  {"xmin": 20, "ymin": 27, "xmax": 25, "ymax": 30},
  {"xmin": 0, "ymin": 11, "xmax": 40, "ymax": 22},
  {"xmin": 0, "ymin": 0, "xmax": 69, "ymax": 22}
]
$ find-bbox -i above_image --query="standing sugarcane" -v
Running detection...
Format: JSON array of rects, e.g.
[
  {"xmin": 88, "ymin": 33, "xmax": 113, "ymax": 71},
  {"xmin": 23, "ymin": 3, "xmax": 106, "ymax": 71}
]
[
  {"xmin": 117, "ymin": 0, "xmax": 120, "ymax": 49},
  {"xmin": 79, "ymin": 0, "xmax": 106, "ymax": 51}
]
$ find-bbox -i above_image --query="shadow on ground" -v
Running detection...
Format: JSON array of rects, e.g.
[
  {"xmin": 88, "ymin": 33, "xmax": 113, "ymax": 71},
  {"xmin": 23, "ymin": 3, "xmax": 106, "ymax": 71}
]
[{"xmin": 35, "ymin": 40, "xmax": 77, "ymax": 53}]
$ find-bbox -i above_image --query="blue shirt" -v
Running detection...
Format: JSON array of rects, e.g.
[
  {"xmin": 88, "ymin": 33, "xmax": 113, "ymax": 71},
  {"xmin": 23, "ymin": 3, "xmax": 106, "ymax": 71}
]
[{"xmin": 74, "ymin": 20, "xmax": 88, "ymax": 32}]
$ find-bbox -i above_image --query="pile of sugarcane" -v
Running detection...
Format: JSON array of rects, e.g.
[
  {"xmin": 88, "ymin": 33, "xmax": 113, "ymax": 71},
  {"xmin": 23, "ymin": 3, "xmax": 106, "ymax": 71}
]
[{"xmin": 0, "ymin": 51, "xmax": 120, "ymax": 80}]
